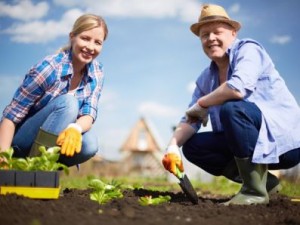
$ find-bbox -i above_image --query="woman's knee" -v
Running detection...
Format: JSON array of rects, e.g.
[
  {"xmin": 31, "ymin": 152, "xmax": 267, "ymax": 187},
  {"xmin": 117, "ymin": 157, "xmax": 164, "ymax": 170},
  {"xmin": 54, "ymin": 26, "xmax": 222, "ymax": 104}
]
[
  {"xmin": 54, "ymin": 95, "xmax": 79, "ymax": 120},
  {"xmin": 58, "ymin": 137, "xmax": 98, "ymax": 167},
  {"xmin": 81, "ymin": 131, "xmax": 99, "ymax": 157}
]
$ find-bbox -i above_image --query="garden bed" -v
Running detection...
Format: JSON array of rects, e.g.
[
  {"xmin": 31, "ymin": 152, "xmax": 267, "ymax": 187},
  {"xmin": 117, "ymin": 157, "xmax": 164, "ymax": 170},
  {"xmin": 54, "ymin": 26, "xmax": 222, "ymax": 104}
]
[{"xmin": 0, "ymin": 187, "xmax": 299, "ymax": 225}]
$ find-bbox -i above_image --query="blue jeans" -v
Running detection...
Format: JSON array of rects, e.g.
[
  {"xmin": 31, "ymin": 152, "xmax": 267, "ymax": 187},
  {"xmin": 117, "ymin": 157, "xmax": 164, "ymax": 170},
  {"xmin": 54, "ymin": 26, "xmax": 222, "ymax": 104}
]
[
  {"xmin": 182, "ymin": 100, "xmax": 300, "ymax": 176},
  {"xmin": 12, "ymin": 95, "xmax": 99, "ymax": 167}
]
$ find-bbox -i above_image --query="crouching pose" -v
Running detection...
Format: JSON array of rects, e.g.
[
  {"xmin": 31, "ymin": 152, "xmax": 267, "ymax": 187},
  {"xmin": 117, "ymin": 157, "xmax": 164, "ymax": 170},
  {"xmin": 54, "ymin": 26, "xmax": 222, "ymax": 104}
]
[
  {"xmin": 162, "ymin": 4, "xmax": 300, "ymax": 205},
  {"xmin": 0, "ymin": 14, "xmax": 108, "ymax": 167}
]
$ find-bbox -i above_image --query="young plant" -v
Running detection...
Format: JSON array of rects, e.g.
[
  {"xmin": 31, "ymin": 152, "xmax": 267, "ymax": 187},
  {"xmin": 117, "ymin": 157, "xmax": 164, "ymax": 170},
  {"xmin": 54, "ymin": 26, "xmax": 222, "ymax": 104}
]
[
  {"xmin": 138, "ymin": 195, "xmax": 171, "ymax": 206},
  {"xmin": 0, "ymin": 146, "xmax": 69, "ymax": 175},
  {"xmin": 0, "ymin": 147, "xmax": 14, "ymax": 169},
  {"xmin": 88, "ymin": 178, "xmax": 124, "ymax": 204}
]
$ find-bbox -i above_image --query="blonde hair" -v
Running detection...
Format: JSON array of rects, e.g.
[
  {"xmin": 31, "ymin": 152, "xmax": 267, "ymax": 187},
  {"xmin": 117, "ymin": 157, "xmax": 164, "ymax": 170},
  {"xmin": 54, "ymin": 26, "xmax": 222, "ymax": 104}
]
[{"xmin": 58, "ymin": 14, "xmax": 108, "ymax": 52}]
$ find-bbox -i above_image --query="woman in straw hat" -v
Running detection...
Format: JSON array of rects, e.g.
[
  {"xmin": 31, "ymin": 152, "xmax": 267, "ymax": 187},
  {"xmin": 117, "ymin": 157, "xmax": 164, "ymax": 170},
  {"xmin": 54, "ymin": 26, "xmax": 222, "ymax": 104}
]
[
  {"xmin": 0, "ymin": 14, "xmax": 108, "ymax": 167},
  {"xmin": 162, "ymin": 4, "xmax": 300, "ymax": 205}
]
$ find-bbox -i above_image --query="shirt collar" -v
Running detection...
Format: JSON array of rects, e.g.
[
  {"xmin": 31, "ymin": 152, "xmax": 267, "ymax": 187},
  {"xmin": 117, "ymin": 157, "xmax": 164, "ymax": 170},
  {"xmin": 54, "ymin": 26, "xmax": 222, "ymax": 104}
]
[
  {"xmin": 60, "ymin": 49, "xmax": 74, "ymax": 78},
  {"xmin": 226, "ymin": 38, "xmax": 239, "ymax": 56},
  {"xmin": 60, "ymin": 49, "xmax": 94, "ymax": 82}
]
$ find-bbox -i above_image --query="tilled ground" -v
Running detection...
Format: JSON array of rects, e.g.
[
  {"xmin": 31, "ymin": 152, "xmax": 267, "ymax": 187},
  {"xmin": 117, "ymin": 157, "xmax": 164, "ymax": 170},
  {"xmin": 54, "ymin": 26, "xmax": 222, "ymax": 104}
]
[{"xmin": 0, "ymin": 188, "xmax": 300, "ymax": 225}]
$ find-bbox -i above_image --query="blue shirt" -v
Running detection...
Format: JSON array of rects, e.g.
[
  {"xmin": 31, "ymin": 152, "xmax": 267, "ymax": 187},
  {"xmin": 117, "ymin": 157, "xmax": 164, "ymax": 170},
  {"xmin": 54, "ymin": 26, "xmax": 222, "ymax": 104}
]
[
  {"xmin": 183, "ymin": 38, "xmax": 300, "ymax": 164},
  {"xmin": 2, "ymin": 49, "xmax": 104, "ymax": 124}
]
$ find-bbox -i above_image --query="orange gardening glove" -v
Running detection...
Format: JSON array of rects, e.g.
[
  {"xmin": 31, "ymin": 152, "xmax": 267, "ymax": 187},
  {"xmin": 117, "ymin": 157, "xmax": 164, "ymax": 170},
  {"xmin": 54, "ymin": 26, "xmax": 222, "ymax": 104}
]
[
  {"xmin": 162, "ymin": 145, "xmax": 184, "ymax": 175},
  {"xmin": 56, "ymin": 123, "xmax": 82, "ymax": 157}
]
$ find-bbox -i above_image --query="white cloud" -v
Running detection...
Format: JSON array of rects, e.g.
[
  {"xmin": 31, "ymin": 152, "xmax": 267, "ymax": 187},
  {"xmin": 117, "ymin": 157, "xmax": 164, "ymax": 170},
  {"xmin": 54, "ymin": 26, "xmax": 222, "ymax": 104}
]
[
  {"xmin": 3, "ymin": 8, "xmax": 83, "ymax": 43},
  {"xmin": 228, "ymin": 3, "xmax": 240, "ymax": 14},
  {"xmin": 97, "ymin": 126, "xmax": 128, "ymax": 160},
  {"xmin": 99, "ymin": 89, "xmax": 119, "ymax": 111},
  {"xmin": 53, "ymin": 0, "xmax": 82, "ymax": 8},
  {"xmin": 177, "ymin": 0, "xmax": 202, "ymax": 23},
  {"xmin": 187, "ymin": 81, "xmax": 196, "ymax": 94},
  {"xmin": 2, "ymin": 0, "xmax": 203, "ymax": 44},
  {"xmin": 270, "ymin": 35, "xmax": 291, "ymax": 45},
  {"xmin": 138, "ymin": 101, "xmax": 180, "ymax": 118},
  {"xmin": 55, "ymin": 0, "xmax": 202, "ymax": 23},
  {"xmin": 0, "ymin": 0, "xmax": 49, "ymax": 21}
]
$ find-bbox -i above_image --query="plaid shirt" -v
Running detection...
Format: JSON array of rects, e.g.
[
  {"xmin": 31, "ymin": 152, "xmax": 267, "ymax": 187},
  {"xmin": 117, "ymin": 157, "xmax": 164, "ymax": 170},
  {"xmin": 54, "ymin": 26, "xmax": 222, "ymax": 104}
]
[{"xmin": 2, "ymin": 50, "xmax": 104, "ymax": 124}]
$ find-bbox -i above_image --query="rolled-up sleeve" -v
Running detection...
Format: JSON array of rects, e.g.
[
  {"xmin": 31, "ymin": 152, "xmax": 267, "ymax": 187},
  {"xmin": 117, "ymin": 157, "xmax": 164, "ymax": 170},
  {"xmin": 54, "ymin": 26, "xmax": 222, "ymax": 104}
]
[
  {"xmin": 3, "ymin": 62, "xmax": 53, "ymax": 123},
  {"xmin": 227, "ymin": 43, "xmax": 266, "ymax": 98}
]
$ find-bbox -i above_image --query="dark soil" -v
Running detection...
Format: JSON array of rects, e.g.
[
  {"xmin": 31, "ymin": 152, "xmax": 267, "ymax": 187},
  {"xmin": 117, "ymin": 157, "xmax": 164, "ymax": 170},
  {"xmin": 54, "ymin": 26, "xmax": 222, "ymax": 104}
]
[{"xmin": 0, "ymin": 188, "xmax": 300, "ymax": 225}]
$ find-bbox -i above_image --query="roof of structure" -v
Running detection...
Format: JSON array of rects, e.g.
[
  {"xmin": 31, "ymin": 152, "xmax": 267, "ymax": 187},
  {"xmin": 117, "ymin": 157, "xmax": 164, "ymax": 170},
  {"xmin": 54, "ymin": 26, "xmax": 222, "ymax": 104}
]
[{"xmin": 120, "ymin": 117, "xmax": 163, "ymax": 152}]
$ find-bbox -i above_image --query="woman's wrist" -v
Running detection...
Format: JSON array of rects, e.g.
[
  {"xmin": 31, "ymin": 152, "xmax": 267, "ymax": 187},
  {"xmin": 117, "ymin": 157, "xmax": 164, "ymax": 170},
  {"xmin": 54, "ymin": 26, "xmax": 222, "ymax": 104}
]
[{"xmin": 67, "ymin": 123, "xmax": 83, "ymax": 133}]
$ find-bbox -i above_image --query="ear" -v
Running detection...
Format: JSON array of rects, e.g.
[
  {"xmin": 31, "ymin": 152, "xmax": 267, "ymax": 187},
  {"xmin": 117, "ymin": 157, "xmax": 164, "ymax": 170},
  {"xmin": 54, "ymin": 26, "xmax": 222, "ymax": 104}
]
[
  {"xmin": 68, "ymin": 32, "xmax": 75, "ymax": 48},
  {"xmin": 69, "ymin": 32, "xmax": 74, "ymax": 41},
  {"xmin": 232, "ymin": 30, "xmax": 237, "ymax": 37}
]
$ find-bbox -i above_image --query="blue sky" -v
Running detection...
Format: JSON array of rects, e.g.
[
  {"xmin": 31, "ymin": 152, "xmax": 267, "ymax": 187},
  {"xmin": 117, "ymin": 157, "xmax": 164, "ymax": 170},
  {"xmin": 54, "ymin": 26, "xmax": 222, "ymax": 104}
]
[{"xmin": 1, "ymin": 0, "xmax": 300, "ymax": 161}]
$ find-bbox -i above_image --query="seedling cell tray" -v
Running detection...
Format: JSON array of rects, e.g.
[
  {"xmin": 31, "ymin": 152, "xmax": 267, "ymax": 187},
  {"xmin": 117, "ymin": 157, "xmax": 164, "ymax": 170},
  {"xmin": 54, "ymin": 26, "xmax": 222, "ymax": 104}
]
[{"xmin": 0, "ymin": 170, "xmax": 60, "ymax": 199}]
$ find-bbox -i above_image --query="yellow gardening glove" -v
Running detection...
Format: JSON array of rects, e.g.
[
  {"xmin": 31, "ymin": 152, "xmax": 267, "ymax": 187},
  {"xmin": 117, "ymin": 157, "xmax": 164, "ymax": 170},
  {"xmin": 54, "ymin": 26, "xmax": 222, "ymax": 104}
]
[
  {"xmin": 162, "ymin": 145, "xmax": 184, "ymax": 175},
  {"xmin": 56, "ymin": 123, "xmax": 82, "ymax": 157}
]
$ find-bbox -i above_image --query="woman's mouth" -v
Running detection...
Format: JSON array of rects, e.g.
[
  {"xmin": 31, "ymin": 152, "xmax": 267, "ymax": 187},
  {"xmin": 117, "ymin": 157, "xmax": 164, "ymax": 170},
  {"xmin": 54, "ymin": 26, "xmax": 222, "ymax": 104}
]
[{"xmin": 81, "ymin": 51, "xmax": 93, "ymax": 59}]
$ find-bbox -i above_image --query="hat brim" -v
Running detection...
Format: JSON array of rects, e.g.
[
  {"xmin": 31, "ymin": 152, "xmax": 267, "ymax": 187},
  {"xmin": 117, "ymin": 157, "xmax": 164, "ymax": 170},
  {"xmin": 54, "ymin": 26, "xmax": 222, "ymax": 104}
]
[{"xmin": 190, "ymin": 19, "xmax": 241, "ymax": 36}]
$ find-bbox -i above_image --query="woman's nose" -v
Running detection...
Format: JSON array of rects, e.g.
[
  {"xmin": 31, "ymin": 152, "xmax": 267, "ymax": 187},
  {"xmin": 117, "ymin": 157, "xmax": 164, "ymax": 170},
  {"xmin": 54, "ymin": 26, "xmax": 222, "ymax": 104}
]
[{"xmin": 86, "ymin": 41, "xmax": 95, "ymax": 51}]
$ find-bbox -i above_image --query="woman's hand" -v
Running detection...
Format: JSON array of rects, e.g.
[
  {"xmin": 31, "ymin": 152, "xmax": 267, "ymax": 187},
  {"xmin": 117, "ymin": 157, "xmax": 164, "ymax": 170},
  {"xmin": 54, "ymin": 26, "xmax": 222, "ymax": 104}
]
[{"xmin": 56, "ymin": 123, "xmax": 82, "ymax": 157}]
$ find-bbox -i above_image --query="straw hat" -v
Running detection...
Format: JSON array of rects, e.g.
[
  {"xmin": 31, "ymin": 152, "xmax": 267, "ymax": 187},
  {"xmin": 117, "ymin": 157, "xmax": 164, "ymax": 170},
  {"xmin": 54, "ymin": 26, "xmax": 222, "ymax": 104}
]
[{"xmin": 190, "ymin": 4, "xmax": 241, "ymax": 36}]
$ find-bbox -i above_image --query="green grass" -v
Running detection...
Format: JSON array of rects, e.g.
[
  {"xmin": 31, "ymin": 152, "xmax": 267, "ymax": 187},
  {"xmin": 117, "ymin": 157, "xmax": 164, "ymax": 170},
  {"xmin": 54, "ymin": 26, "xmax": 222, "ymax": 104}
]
[
  {"xmin": 279, "ymin": 180, "xmax": 300, "ymax": 197},
  {"xmin": 194, "ymin": 177, "xmax": 300, "ymax": 197},
  {"xmin": 60, "ymin": 175, "xmax": 300, "ymax": 198},
  {"xmin": 60, "ymin": 175, "xmax": 93, "ymax": 189},
  {"xmin": 193, "ymin": 177, "xmax": 241, "ymax": 196}
]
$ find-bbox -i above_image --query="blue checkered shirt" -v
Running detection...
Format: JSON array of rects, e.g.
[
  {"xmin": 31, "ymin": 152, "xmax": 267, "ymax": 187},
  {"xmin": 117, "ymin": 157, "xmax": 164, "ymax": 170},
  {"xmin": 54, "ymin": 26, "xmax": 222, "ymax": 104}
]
[{"xmin": 2, "ymin": 49, "xmax": 104, "ymax": 124}]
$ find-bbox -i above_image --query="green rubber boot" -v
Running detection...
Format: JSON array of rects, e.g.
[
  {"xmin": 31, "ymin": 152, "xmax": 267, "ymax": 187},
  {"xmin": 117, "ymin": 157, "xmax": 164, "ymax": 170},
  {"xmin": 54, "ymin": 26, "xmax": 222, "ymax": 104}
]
[
  {"xmin": 266, "ymin": 172, "xmax": 281, "ymax": 194},
  {"xmin": 222, "ymin": 159, "xmax": 280, "ymax": 194},
  {"xmin": 222, "ymin": 159, "xmax": 242, "ymax": 183},
  {"xmin": 30, "ymin": 128, "xmax": 58, "ymax": 157},
  {"xmin": 223, "ymin": 157, "xmax": 269, "ymax": 205}
]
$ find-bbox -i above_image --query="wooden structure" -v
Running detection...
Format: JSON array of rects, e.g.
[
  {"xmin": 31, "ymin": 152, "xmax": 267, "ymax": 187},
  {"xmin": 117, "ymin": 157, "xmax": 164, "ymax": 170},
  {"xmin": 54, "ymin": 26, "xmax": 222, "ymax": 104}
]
[{"xmin": 119, "ymin": 117, "xmax": 165, "ymax": 177}]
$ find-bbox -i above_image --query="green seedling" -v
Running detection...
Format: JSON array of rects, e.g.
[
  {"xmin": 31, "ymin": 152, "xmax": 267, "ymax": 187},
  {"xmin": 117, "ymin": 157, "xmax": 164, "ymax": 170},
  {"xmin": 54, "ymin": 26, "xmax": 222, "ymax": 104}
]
[
  {"xmin": 88, "ymin": 178, "xmax": 124, "ymax": 204},
  {"xmin": 138, "ymin": 195, "xmax": 171, "ymax": 206},
  {"xmin": 0, "ymin": 146, "xmax": 69, "ymax": 175}
]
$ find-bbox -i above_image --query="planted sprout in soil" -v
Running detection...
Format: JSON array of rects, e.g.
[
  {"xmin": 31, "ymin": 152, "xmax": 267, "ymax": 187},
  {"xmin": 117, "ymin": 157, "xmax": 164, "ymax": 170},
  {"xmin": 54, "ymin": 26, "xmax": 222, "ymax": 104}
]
[{"xmin": 0, "ymin": 188, "xmax": 299, "ymax": 225}]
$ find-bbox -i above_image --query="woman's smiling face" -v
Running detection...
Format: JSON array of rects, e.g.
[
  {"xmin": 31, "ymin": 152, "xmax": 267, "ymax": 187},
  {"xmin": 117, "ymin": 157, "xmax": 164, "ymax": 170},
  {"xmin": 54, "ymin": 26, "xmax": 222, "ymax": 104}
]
[{"xmin": 70, "ymin": 26, "xmax": 105, "ymax": 67}]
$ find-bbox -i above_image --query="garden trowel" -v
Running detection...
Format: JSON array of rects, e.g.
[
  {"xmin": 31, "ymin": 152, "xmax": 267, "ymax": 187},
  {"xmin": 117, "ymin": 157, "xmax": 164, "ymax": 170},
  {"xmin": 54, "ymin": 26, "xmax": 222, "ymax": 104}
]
[{"xmin": 175, "ymin": 167, "xmax": 199, "ymax": 204}]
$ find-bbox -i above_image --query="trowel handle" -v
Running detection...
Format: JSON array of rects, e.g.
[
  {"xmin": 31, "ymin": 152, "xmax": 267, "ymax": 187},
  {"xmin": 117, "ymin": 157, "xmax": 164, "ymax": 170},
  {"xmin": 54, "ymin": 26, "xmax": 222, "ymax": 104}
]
[{"xmin": 175, "ymin": 166, "xmax": 184, "ymax": 179}]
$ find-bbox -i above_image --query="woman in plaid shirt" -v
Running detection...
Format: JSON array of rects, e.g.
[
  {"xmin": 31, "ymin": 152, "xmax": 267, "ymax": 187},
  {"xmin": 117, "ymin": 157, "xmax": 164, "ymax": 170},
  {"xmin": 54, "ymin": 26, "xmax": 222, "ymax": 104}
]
[{"xmin": 0, "ymin": 14, "xmax": 108, "ymax": 167}]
